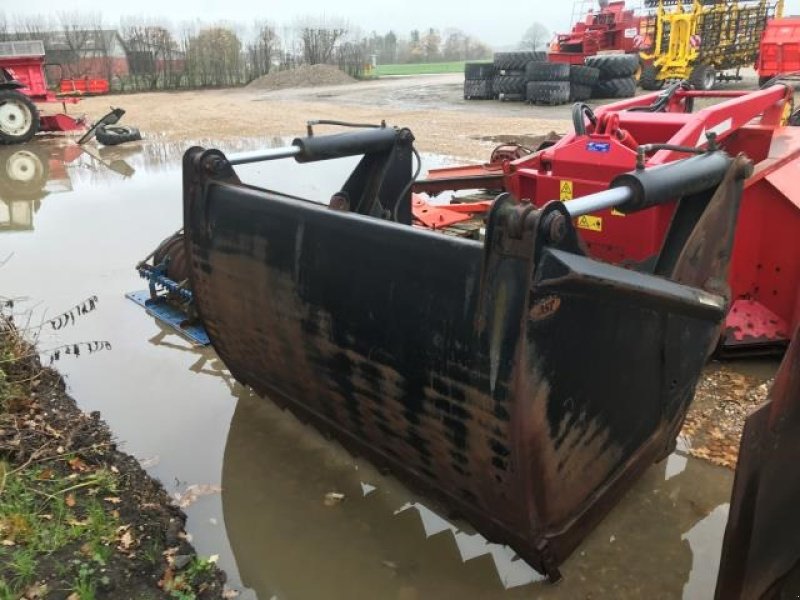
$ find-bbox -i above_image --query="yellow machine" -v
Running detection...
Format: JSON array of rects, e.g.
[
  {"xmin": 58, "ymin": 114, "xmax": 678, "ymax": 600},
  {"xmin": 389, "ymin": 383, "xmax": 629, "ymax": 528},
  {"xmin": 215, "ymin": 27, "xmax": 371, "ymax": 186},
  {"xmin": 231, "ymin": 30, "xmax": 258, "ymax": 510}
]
[{"xmin": 639, "ymin": 0, "xmax": 784, "ymax": 90}]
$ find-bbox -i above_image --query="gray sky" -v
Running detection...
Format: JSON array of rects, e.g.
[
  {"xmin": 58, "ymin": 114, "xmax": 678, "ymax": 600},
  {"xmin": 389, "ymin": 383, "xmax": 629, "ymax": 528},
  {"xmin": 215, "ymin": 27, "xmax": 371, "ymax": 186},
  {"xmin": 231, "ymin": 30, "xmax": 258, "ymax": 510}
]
[{"xmin": 6, "ymin": 0, "xmax": 800, "ymax": 49}]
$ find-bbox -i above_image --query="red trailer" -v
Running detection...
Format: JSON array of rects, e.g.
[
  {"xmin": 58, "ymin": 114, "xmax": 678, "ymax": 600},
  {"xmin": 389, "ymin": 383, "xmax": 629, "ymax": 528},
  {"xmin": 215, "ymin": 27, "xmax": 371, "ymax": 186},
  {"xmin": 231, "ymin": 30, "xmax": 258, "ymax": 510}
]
[
  {"xmin": 0, "ymin": 40, "xmax": 86, "ymax": 144},
  {"xmin": 757, "ymin": 17, "xmax": 800, "ymax": 85},
  {"xmin": 548, "ymin": 1, "xmax": 648, "ymax": 65},
  {"xmin": 416, "ymin": 85, "xmax": 800, "ymax": 354}
]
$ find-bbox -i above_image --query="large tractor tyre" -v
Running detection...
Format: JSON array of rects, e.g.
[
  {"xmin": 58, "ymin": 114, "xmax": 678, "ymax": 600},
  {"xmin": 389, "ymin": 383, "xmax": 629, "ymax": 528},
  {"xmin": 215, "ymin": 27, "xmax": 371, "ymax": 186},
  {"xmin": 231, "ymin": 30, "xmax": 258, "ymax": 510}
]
[
  {"xmin": 95, "ymin": 124, "xmax": 142, "ymax": 146},
  {"xmin": 0, "ymin": 90, "xmax": 40, "ymax": 145},
  {"xmin": 494, "ymin": 51, "xmax": 545, "ymax": 71},
  {"xmin": 525, "ymin": 61, "xmax": 570, "ymax": 82},
  {"xmin": 0, "ymin": 146, "xmax": 49, "ymax": 200},
  {"xmin": 464, "ymin": 62, "xmax": 495, "ymax": 80},
  {"xmin": 570, "ymin": 83, "xmax": 593, "ymax": 102},
  {"xmin": 640, "ymin": 64, "xmax": 664, "ymax": 91},
  {"xmin": 493, "ymin": 74, "xmax": 526, "ymax": 95},
  {"xmin": 585, "ymin": 54, "xmax": 640, "ymax": 80},
  {"xmin": 592, "ymin": 77, "xmax": 637, "ymax": 99},
  {"xmin": 464, "ymin": 79, "xmax": 493, "ymax": 100},
  {"xmin": 689, "ymin": 64, "xmax": 717, "ymax": 91},
  {"xmin": 570, "ymin": 65, "xmax": 600, "ymax": 86},
  {"xmin": 526, "ymin": 81, "xmax": 571, "ymax": 105}
]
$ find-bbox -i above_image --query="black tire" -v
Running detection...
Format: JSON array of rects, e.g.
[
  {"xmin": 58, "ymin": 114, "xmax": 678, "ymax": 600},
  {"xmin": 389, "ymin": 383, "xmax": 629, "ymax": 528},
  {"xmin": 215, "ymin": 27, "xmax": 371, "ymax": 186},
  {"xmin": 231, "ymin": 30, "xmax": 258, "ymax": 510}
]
[
  {"xmin": 689, "ymin": 64, "xmax": 716, "ymax": 91},
  {"xmin": 592, "ymin": 77, "xmax": 637, "ymax": 99},
  {"xmin": 497, "ymin": 93, "xmax": 524, "ymax": 102},
  {"xmin": 525, "ymin": 62, "xmax": 570, "ymax": 82},
  {"xmin": 494, "ymin": 51, "xmax": 545, "ymax": 71},
  {"xmin": 493, "ymin": 74, "xmax": 526, "ymax": 95},
  {"xmin": 585, "ymin": 54, "xmax": 640, "ymax": 79},
  {"xmin": 789, "ymin": 109, "xmax": 800, "ymax": 127},
  {"xmin": 96, "ymin": 124, "xmax": 142, "ymax": 146},
  {"xmin": 526, "ymin": 81, "xmax": 571, "ymax": 105},
  {"xmin": 464, "ymin": 62, "xmax": 495, "ymax": 80},
  {"xmin": 570, "ymin": 65, "xmax": 600, "ymax": 86},
  {"xmin": 0, "ymin": 90, "xmax": 40, "ymax": 145},
  {"xmin": 640, "ymin": 64, "xmax": 664, "ymax": 90},
  {"xmin": 570, "ymin": 83, "xmax": 593, "ymax": 102},
  {"xmin": 463, "ymin": 79, "xmax": 493, "ymax": 100}
]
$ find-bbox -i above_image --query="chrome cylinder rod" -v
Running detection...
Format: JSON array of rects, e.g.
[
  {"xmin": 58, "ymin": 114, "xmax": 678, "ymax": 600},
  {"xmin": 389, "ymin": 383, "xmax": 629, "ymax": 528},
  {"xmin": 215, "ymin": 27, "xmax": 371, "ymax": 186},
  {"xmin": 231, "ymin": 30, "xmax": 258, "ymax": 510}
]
[
  {"xmin": 564, "ymin": 186, "xmax": 633, "ymax": 218},
  {"xmin": 228, "ymin": 146, "xmax": 302, "ymax": 166}
]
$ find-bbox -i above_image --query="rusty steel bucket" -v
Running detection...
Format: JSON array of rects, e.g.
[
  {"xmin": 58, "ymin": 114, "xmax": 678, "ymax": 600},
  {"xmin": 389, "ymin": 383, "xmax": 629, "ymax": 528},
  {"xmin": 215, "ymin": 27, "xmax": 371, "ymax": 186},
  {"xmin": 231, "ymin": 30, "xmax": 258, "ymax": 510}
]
[{"xmin": 179, "ymin": 129, "xmax": 750, "ymax": 580}]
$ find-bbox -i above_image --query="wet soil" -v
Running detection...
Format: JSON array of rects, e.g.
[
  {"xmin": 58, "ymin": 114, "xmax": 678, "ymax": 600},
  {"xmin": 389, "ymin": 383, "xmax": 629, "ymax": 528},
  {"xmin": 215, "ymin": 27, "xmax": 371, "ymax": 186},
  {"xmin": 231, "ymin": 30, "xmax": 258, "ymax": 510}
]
[{"xmin": 0, "ymin": 320, "xmax": 228, "ymax": 598}]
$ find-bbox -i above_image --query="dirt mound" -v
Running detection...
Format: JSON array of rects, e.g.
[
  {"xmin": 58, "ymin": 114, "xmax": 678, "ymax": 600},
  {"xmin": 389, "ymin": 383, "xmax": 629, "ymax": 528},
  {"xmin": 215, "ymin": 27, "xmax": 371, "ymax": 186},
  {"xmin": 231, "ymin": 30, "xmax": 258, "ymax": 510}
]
[{"xmin": 248, "ymin": 64, "xmax": 356, "ymax": 90}]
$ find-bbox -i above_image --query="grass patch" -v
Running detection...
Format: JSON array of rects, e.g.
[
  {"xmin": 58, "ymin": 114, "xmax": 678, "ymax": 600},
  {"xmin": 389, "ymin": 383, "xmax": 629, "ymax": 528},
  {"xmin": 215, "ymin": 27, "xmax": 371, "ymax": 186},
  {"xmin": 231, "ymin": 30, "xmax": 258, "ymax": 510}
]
[{"xmin": 375, "ymin": 61, "xmax": 468, "ymax": 76}]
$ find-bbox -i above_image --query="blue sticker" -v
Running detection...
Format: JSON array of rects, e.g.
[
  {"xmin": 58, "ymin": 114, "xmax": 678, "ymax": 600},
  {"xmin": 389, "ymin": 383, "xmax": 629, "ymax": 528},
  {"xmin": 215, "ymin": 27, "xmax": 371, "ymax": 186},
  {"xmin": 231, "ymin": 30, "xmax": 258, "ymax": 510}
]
[{"xmin": 587, "ymin": 142, "xmax": 611, "ymax": 153}]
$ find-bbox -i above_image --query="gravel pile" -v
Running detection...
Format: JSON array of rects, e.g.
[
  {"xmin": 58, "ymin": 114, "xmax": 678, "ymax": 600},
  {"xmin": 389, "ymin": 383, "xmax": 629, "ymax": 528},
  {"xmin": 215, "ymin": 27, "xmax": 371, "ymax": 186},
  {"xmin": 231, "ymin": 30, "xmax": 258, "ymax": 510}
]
[{"xmin": 248, "ymin": 64, "xmax": 356, "ymax": 90}]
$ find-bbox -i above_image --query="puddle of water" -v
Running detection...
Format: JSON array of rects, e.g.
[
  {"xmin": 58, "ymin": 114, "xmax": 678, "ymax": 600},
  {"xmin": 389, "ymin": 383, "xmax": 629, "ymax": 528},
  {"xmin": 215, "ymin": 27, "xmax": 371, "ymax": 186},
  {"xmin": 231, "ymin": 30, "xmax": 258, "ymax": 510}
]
[{"xmin": 0, "ymin": 138, "xmax": 736, "ymax": 599}]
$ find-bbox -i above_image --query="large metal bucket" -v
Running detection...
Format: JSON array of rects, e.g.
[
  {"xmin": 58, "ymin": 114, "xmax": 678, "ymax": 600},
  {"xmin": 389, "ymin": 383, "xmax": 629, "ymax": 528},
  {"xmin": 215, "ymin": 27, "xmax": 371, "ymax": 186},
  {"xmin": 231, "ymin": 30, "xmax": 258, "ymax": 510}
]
[{"xmin": 181, "ymin": 138, "xmax": 749, "ymax": 579}]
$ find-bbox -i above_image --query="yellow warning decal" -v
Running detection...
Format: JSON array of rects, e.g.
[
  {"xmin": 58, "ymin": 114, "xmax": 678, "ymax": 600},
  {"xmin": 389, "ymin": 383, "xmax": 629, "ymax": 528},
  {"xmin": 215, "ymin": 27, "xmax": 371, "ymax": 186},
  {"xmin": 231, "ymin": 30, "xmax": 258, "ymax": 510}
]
[
  {"xmin": 577, "ymin": 215, "xmax": 603, "ymax": 232},
  {"xmin": 559, "ymin": 180, "xmax": 573, "ymax": 201}
]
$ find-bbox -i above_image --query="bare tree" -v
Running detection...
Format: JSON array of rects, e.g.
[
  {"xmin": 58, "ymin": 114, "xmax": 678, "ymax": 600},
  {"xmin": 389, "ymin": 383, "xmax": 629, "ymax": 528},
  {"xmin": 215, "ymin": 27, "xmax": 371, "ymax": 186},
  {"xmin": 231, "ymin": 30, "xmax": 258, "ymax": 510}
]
[
  {"xmin": 246, "ymin": 20, "xmax": 279, "ymax": 81},
  {"xmin": 294, "ymin": 17, "xmax": 346, "ymax": 64},
  {"xmin": 520, "ymin": 22, "xmax": 550, "ymax": 52},
  {"xmin": 57, "ymin": 11, "xmax": 98, "ymax": 78}
]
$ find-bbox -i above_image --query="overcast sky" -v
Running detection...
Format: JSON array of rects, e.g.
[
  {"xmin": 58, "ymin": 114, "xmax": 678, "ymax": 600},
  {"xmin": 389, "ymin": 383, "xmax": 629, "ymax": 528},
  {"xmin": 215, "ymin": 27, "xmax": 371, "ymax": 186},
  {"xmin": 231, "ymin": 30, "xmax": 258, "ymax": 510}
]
[{"xmin": 6, "ymin": 0, "xmax": 800, "ymax": 48}]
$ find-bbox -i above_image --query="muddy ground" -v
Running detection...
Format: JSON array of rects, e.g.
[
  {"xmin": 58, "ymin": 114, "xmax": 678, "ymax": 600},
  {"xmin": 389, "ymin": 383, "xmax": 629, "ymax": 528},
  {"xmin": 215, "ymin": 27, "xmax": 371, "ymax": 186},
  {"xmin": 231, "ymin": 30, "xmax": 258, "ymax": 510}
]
[{"xmin": 0, "ymin": 317, "xmax": 230, "ymax": 599}]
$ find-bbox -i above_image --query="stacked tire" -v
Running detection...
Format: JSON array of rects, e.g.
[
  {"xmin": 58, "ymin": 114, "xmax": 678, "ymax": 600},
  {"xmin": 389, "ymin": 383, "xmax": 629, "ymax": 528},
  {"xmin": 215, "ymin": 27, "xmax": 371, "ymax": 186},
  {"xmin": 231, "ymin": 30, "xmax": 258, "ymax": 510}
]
[
  {"xmin": 586, "ymin": 54, "xmax": 639, "ymax": 99},
  {"xmin": 493, "ymin": 52, "xmax": 544, "ymax": 102},
  {"xmin": 524, "ymin": 62, "xmax": 599, "ymax": 105},
  {"xmin": 463, "ymin": 62, "xmax": 495, "ymax": 100}
]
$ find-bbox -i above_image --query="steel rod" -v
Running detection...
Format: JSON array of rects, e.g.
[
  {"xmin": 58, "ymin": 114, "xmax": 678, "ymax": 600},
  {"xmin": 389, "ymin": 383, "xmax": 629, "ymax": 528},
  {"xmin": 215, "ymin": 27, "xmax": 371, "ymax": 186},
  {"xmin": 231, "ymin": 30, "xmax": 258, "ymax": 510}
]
[
  {"xmin": 228, "ymin": 146, "xmax": 302, "ymax": 165},
  {"xmin": 564, "ymin": 186, "xmax": 633, "ymax": 217}
]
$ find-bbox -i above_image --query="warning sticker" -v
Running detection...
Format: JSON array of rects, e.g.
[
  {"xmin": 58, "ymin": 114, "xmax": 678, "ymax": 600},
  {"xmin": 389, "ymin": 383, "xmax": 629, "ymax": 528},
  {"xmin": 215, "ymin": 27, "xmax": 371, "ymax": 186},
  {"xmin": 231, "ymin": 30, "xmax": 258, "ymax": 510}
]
[
  {"xmin": 559, "ymin": 180, "xmax": 574, "ymax": 201},
  {"xmin": 577, "ymin": 215, "xmax": 603, "ymax": 232}
]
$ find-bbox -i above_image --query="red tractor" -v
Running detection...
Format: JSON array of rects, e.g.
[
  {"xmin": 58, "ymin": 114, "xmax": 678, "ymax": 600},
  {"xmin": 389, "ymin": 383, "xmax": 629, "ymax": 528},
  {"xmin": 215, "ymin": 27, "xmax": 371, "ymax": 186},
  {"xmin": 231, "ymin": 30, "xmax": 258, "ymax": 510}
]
[
  {"xmin": 548, "ymin": 0, "xmax": 648, "ymax": 65},
  {"xmin": 0, "ymin": 40, "xmax": 87, "ymax": 144}
]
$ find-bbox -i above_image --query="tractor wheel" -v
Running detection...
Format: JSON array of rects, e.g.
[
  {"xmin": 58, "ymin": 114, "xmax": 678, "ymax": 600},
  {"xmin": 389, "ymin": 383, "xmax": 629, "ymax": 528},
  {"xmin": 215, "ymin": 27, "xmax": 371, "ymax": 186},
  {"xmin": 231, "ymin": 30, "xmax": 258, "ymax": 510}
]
[
  {"xmin": 570, "ymin": 65, "xmax": 600, "ymax": 86},
  {"xmin": 0, "ymin": 90, "xmax": 40, "ymax": 145},
  {"xmin": 95, "ymin": 124, "xmax": 142, "ymax": 146},
  {"xmin": 592, "ymin": 77, "xmax": 637, "ymax": 99},
  {"xmin": 640, "ymin": 64, "xmax": 664, "ymax": 90},
  {"xmin": 526, "ymin": 81, "xmax": 571, "ymax": 105},
  {"xmin": 464, "ymin": 79, "xmax": 493, "ymax": 100},
  {"xmin": 570, "ymin": 84, "xmax": 593, "ymax": 102},
  {"xmin": 689, "ymin": 64, "xmax": 717, "ymax": 91},
  {"xmin": 525, "ymin": 62, "xmax": 570, "ymax": 82},
  {"xmin": 494, "ymin": 51, "xmax": 545, "ymax": 71},
  {"xmin": 585, "ymin": 54, "xmax": 640, "ymax": 79},
  {"xmin": 464, "ymin": 62, "xmax": 495, "ymax": 80},
  {"xmin": 493, "ymin": 74, "xmax": 526, "ymax": 95}
]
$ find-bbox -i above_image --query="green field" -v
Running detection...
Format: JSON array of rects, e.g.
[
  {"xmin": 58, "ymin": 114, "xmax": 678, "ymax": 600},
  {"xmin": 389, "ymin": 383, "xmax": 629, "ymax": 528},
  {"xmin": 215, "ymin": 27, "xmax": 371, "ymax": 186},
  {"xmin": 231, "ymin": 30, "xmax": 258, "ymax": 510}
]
[{"xmin": 375, "ymin": 61, "xmax": 473, "ymax": 76}]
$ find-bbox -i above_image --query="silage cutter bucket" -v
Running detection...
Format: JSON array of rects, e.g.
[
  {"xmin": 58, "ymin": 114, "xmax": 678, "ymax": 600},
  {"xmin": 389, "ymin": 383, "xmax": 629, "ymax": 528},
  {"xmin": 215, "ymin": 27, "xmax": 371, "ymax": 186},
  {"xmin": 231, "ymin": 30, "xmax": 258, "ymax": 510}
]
[{"xmin": 180, "ymin": 126, "xmax": 751, "ymax": 580}]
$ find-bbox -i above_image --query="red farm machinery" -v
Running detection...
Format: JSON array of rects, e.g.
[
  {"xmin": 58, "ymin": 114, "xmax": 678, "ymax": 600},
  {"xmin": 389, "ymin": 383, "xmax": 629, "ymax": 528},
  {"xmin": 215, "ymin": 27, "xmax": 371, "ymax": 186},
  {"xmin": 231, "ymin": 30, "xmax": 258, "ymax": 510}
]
[
  {"xmin": 757, "ymin": 16, "xmax": 800, "ymax": 86},
  {"xmin": 418, "ymin": 84, "xmax": 800, "ymax": 354},
  {"xmin": 549, "ymin": 0, "xmax": 649, "ymax": 65},
  {"xmin": 0, "ymin": 40, "xmax": 87, "ymax": 144}
]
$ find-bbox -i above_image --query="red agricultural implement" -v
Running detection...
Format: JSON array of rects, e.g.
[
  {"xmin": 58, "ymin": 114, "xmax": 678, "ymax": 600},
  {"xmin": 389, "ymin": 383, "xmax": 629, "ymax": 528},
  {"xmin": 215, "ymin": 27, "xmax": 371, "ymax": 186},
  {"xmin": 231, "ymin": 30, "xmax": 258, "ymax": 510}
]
[
  {"xmin": 757, "ymin": 17, "xmax": 800, "ymax": 86},
  {"xmin": 548, "ymin": 0, "xmax": 648, "ymax": 65},
  {"xmin": 0, "ymin": 40, "xmax": 86, "ymax": 144},
  {"xmin": 417, "ymin": 84, "xmax": 800, "ymax": 354}
]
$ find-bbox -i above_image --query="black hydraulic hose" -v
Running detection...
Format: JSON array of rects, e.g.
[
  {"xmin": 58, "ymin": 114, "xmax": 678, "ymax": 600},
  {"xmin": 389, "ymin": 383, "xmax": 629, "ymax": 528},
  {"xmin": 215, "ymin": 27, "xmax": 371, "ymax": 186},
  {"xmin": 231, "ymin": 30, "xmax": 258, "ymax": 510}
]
[
  {"xmin": 572, "ymin": 103, "xmax": 597, "ymax": 136},
  {"xmin": 306, "ymin": 119, "xmax": 386, "ymax": 136},
  {"xmin": 393, "ymin": 145, "xmax": 423, "ymax": 222}
]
